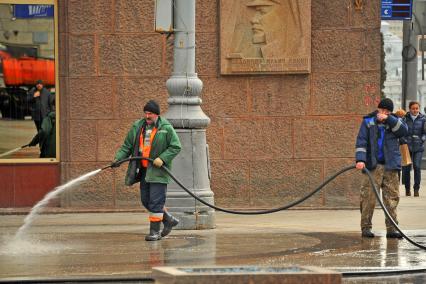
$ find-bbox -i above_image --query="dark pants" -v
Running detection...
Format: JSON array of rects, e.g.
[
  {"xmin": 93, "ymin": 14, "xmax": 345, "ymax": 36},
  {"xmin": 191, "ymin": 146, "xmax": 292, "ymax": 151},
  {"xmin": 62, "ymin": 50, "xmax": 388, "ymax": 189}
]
[
  {"xmin": 34, "ymin": 120, "xmax": 42, "ymax": 131},
  {"xmin": 139, "ymin": 171, "xmax": 167, "ymax": 215},
  {"xmin": 403, "ymin": 151, "xmax": 423, "ymax": 191}
]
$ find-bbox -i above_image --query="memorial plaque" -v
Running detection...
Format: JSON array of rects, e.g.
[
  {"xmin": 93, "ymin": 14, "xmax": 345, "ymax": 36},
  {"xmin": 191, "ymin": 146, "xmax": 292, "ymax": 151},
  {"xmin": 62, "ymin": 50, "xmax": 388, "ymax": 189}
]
[{"xmin": 220, "ymin": 0, "xmax": 311, "ymax": 75}]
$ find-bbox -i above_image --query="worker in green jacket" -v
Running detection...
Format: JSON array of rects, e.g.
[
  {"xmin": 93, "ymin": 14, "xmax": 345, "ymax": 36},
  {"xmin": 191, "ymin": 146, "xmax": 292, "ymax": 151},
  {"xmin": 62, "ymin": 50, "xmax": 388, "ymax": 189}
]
[
  {"xmin": 28, "ymin": 96, "xmax": 56, "ymax": 158},
  {"xmin": 113, "ymin": 100, "xmax": 182, "ymax": 241}
]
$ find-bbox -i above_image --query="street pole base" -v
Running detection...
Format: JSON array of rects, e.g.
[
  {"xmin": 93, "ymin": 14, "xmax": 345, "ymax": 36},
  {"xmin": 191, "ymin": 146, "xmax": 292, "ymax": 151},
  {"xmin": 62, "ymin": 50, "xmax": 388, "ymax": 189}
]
[{"xmin": 170, "ymin": 209, "xmax": 216, "ymax": 230}]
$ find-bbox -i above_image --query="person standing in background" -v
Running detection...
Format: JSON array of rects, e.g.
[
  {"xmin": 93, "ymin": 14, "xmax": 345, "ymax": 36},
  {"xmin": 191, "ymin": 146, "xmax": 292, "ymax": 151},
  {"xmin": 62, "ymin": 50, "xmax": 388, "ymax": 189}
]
[
  {"xmin": 401, "ymin": 101, "xmax": 426, "ymax": 197},
  {"xmin": 27, "ymin": 79, "xmax": 51, "ymax": 131}
]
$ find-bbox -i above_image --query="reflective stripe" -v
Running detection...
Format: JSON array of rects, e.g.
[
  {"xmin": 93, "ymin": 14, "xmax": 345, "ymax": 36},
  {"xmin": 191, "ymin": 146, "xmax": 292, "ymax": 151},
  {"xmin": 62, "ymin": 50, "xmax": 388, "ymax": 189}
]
[
  {"xmin": 356, "ymin": 148, "xmax": 367, "ymax": 153},
  {"xmin": 149, "ymin": 212, "xmax": 163, "ymax": 222},
  {"xmin": 140, "ymin": 127, "xmax": 158, "ymax": 168},
  {"xmin": 392, "ymin": 120, "xmax": 402, "ymax": 132},
  {"xmin": 149, "ymin": 216, "xmax": 163, "ymax": 222},
  {"xmin": 365, "ymin": 117, "xmax": 375, "ymax": 128}
]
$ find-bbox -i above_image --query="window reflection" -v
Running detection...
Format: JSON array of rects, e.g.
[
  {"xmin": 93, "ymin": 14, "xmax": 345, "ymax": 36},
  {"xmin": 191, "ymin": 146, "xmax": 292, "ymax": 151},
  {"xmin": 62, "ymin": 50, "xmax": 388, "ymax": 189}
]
[{"xmin": 0, "ymin": 2, "xmax": 56, "ymax": 161}]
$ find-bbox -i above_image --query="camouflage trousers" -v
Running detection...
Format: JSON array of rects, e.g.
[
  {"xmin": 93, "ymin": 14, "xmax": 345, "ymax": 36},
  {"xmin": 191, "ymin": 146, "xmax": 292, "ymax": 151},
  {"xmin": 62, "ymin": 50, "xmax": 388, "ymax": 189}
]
[{"xmin": 360, "ymin": 164, "xmax": 400, "ymax": 232}]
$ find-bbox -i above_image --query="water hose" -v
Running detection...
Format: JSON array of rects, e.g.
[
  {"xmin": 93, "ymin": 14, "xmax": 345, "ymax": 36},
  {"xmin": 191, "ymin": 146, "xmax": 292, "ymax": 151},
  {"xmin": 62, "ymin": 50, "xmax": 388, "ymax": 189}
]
[
  {"xmin": 104, "ymin": 157, "xmax": 426, "ymax": 250},
  {"xmin": 0, "ymin": 144, "xmax": 30, "ymax": 158},
  {"xmin": 364, "ymin": 168, "xmax": 426, "ymax": 250}
]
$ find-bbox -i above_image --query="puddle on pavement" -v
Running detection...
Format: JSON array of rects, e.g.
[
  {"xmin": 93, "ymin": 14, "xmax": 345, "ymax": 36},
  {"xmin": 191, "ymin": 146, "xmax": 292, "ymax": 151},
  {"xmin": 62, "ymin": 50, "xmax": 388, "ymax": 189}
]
[
  {"xmin": 304, "ymin": 232, "xmax": 426, "ymax": 268},
  {"xmin": 0, "ymin": 231, "xmax": 425, "ymax": 280}
]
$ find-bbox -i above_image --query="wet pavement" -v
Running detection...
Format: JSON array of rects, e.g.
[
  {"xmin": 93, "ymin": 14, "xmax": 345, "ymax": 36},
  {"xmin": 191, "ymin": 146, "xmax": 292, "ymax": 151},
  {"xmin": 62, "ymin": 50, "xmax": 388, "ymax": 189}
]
[{"xmin": 0, "ymin": 188, "xmax": 426, "ymax": 283}]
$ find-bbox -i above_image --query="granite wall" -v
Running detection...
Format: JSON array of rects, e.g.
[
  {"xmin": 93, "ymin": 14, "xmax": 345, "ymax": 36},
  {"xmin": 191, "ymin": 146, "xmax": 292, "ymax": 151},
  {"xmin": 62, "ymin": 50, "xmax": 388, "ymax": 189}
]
[{"xmin": 58, "ymin": 0, "xmax": 381, "ymax": 209}]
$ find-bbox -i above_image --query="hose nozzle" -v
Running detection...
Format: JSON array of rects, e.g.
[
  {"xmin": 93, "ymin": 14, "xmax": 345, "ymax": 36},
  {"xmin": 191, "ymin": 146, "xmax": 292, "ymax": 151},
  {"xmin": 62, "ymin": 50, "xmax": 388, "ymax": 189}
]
[
  {"xmin": 101, "ymin": 157, "xmax": 153, "ymax": 171},
  {"xmin": 101, "ymin": 161, "xmax": 122, "ymax": 171}
]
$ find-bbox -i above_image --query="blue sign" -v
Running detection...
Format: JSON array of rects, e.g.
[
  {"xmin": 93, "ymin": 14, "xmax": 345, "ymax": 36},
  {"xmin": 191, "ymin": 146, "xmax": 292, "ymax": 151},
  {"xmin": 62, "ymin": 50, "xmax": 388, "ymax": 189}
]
[
  {"xmin": 381, "ymin": 0, "xmax": 412, "ymax": 20},
  {"xmin": 13, "ymin": 4, "xmax": 54, "ymax": 18}
]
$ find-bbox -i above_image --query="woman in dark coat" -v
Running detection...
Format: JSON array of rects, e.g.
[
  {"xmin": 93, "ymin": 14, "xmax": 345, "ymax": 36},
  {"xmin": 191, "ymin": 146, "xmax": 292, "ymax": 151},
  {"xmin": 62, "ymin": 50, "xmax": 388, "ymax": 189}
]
[{"xmin": 401, "ymin": 101, "xmax": 426, "ymax": 197}]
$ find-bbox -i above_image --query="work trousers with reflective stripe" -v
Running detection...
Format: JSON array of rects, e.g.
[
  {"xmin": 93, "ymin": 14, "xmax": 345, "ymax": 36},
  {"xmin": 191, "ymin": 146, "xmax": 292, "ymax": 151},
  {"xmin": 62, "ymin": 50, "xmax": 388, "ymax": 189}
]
[
  {"xmin": 360, "ymin": 164, "xmax": 400, "ymax": 232},
  {"xmin": 140, "ymin": 170, "xmax": 166, "ymax": 222}
]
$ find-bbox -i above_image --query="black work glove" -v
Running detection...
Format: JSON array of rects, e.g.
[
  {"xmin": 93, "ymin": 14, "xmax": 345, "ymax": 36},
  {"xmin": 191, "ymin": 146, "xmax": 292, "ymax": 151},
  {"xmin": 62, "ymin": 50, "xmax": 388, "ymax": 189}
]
[
  {"xmin": 28, "ymin": 137, "xmax": 38, "ymax": 147},
  {"xmin": 110, "ymin": 160, "xmax": 120, "ymax": 168}
]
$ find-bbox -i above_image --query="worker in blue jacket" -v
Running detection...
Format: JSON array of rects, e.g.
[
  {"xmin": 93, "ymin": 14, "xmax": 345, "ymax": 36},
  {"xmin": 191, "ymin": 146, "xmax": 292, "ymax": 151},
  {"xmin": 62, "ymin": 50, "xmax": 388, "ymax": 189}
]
[{"xmin": 355, "ymin": 98, "xmax": 408, "ymax": 239}]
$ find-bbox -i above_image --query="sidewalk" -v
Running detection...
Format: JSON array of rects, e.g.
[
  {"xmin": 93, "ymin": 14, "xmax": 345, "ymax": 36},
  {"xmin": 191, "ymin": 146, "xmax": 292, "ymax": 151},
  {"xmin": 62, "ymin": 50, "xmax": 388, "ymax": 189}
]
[{"xmin": 0, "ymin": 185, "xmax": 425, "ymax": 282}]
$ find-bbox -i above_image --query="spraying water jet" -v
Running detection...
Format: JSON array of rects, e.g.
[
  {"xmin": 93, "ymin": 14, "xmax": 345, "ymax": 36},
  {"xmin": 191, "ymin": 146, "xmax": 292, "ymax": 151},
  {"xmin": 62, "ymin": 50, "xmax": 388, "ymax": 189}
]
[
  {"xmin": 0, "ymin": 144, "xmax": 30, "ymax": 158},
  {"xmin": 14, "ymin": 169, "xmax": 102, "ymax": 240}
]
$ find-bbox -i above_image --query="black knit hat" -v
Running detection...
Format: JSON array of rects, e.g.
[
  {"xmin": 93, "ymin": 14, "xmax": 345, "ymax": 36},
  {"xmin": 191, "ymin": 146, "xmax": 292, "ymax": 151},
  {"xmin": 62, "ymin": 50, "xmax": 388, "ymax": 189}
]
[
  {"xmin": 36, "ymin": 79, "xmax": 43, "ymax": 85},
  {"xmin": 378, "ymin": 98, "xmax": 394, "ymax": 112},
  {"xmin": 143, "ymin": 100, "xmax": 160, "ymax": 115}
]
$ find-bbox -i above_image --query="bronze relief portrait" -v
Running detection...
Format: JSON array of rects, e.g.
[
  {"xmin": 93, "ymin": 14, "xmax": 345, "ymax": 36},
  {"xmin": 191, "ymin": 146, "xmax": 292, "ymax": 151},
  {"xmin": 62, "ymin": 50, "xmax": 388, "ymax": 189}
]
[{"xmin": 220, "ymin": 0, "xmax": 311, "ymax": 74}]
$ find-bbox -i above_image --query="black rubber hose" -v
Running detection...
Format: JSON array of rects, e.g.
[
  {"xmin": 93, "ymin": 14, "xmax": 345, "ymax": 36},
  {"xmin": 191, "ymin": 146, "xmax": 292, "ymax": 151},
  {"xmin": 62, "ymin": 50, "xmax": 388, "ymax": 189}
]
[
  {"xmin": 104, "ymin": 157, "xmax": 354, "ymax": 214},
  {"xmin": 104, "ymin": 157, "xmax": 426, "ymax": 250},
  {"xmin": 363, "ymin": 168, "xmax": 426, "ymax": 250}
]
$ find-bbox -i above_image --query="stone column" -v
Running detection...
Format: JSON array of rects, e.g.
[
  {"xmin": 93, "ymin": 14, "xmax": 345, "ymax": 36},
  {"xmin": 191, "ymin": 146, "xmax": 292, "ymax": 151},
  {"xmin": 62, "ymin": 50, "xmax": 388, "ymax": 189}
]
[{"xmin": 164, "ymin": 0, "xmax": 215, "ymax": 229}]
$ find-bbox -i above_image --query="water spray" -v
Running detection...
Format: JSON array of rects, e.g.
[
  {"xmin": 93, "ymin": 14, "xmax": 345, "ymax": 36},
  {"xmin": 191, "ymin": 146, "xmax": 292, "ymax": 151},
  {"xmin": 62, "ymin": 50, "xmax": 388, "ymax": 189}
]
[
  {"xmin": 0, "ymin": 144, "xmax": 30, "ymax": 158},
  {"xmin": 14, "ymin": 168, "xmax": 102, "ymax": 239}
]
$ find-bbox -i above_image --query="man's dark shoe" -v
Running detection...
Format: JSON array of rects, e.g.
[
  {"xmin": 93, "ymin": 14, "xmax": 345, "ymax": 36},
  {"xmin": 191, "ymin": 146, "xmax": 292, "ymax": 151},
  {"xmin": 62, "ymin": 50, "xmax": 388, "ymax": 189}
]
[
  {"xmin": 414, "ymin": 190, "xmax": 419, "ymax": 197},
  {"xmin": 386, "ymin": 231, "xmax": 403, "ymax": 239},
  {"xmin": 161, "ymin": 211, "xmax": 179, "ymax": 237},
  {"xmin": 361, "ymin": 229, "xmax": 375, "ymax": 238},
  {"xmin": 145, "ymin": 221, "xmax": 162, "ymax": 241},
  {"xmin": 405, "ymin": 189, "xmax": 411, "ymax": 196}
]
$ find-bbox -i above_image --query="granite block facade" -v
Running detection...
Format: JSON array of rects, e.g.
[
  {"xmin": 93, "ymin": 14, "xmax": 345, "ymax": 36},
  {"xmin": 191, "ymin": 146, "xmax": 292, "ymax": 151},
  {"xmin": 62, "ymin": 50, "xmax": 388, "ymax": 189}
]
[{"xmin": 53, "ymin": 0, "xmax": 381, "ymax": 210}]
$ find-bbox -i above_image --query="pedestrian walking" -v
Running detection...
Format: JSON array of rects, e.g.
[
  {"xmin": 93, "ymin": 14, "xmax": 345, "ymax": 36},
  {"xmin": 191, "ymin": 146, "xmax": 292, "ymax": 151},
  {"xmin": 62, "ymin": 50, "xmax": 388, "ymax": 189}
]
[{"xmin": 401, "ymin": 101, "xmax": 426, "ymax": 197}]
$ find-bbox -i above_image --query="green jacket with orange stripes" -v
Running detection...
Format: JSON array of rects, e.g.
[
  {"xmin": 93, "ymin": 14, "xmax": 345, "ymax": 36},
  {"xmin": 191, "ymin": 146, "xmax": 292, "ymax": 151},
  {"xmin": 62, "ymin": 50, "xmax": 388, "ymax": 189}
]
[{"xmin": 114, "ymin": 116, "xmax": 181, "ymax": 186}]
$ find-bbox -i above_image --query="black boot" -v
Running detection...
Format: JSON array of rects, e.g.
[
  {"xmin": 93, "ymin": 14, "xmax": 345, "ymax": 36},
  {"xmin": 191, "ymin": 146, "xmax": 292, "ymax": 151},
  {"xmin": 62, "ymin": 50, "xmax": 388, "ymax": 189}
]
[
  {"xmin": 386, "ymin": 230, "xmax": 403, "ymax": 239},
  {"xmin": 406, "ymin": 188, "xmax": 411, "ymax": 196},
  {"xmin": 161, "ymin": 211, "xmax": 179, "ymax": 237},
  {"xmin": 414, "ymin": 190, "xmax": 419, "ymax": 197},
  {"xmin": 145, "ymin": 221, "xmax": 162, "ymax": 241},
  {"xmin": 361, "ymin": 228, "xmax": 375, "ymax": 238}
]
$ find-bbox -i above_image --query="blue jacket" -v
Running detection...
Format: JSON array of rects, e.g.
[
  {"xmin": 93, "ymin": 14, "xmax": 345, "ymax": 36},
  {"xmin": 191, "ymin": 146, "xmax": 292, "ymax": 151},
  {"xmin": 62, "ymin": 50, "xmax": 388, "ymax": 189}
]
[
  {"xmin": 401, "ymin": 113, "xmax": 426, "ymax": 153},
  {"xmin": 355, "ymin": 111, "xmax": 408, "ymax": 171}
]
